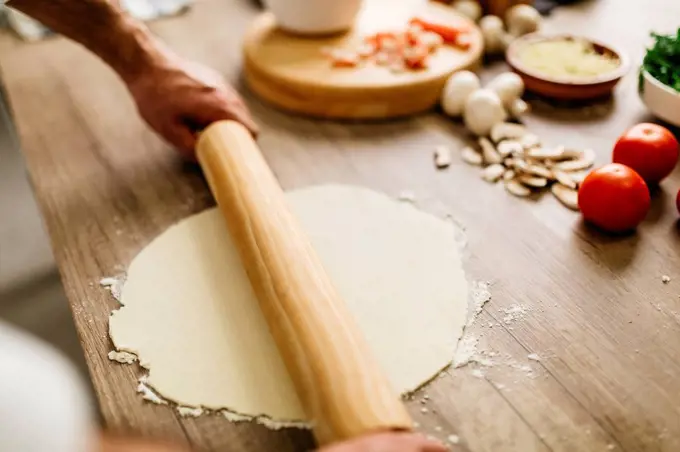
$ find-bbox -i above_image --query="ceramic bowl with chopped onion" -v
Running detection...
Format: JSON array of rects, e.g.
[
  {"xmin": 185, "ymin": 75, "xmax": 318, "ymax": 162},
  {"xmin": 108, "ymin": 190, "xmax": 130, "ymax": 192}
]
[{"xmin": 507, "ymin": 34, "xmax": 630, "ymax": 100}]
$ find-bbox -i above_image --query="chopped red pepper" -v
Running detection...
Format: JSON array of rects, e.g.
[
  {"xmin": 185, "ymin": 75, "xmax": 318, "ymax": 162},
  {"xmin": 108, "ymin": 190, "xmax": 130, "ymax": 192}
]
[
  {"xmin": 409, "ymin": 17, "xmax": 469, "ymax": 45},
  {"xmin": 405, "ymin": 24, "xmax": 423, "ymax": 47},
  {"xmin": 455, "ymin": 34, "xmax": 473, "ymax": 50},
  {"xmin": 403, "ymin": 45, "xmax": 429, "ymax": 70},
  {"xmin": 365, "ymin": 32, "xmax": 400, "ymax": 50}
]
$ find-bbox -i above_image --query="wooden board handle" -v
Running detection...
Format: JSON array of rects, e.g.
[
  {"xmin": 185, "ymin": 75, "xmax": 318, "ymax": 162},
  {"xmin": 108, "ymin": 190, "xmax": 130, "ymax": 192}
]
[
  {"xmin": 480, "ymin": 0, "xmax": 531, "ymax": 16},
  {"xmin": 196, "ymin": 121, "xmax": 412, "ymax": 445}
]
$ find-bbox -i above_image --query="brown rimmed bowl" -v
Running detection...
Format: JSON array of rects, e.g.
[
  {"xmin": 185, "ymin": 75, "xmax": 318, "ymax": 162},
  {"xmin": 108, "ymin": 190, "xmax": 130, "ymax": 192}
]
[{"xmin": 506, "ymin": 33, "xmax": 630, "ymax": 100}]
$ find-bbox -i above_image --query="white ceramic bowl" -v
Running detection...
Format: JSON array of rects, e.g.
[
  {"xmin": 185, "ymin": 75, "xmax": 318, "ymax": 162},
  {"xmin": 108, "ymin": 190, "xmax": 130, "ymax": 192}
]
[
  {"xmin": 262, "ymin": 0, "xmax": 364, "ymax": 35},
  {"xmin": 640, "ymin": 70, "xmax": 680, "ymax": 127}
]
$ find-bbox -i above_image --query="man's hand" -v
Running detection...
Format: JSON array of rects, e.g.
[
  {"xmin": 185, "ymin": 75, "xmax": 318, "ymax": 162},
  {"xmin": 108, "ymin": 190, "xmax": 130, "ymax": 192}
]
[
  {"xmin": 9, "ymin": 0, "xmax": 258, "ymax": 160},
  {"xmin": 319, "ymin": 432, "xmax": 449, "ymax": 452},
  {"xmin": 126, "ymin": 54, "xmax": 259, "ymax": 160}
]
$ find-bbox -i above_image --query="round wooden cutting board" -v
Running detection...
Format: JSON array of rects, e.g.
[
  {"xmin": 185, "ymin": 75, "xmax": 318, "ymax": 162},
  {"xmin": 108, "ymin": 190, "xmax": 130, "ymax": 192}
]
[{"xmin": 243, "ymin": 0, "xmax": 483, "ymax": 120}]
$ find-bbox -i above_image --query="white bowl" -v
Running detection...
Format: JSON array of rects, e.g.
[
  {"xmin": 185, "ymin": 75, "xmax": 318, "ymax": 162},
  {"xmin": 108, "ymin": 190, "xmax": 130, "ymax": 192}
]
[
  {"xmin": 262, "ymin": 0, "xmax": 364, "ymax": 35},
  {"xmin": 640, "ymin": 70, "xmax": 680, "ymax": 127}
]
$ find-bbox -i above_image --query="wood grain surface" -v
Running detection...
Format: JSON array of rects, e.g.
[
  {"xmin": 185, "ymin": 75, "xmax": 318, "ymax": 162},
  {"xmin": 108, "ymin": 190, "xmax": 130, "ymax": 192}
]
[
  {"xmin": 1, "ymin": 0, "xmax": 680, "ymax": 451},
  {"xmin": 244, "ymin": 0, "xmax": 483, "ymax": 119}
]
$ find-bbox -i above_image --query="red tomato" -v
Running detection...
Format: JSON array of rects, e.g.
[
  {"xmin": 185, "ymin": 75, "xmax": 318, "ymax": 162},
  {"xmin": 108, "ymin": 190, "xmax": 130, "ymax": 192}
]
[
  {"xmin": 612, "ymin": 123, "xmax": 679, "ymax": 185},
  {"xmin": 578, "ymin": 163, "xmax": 651, "ymax": 233}
]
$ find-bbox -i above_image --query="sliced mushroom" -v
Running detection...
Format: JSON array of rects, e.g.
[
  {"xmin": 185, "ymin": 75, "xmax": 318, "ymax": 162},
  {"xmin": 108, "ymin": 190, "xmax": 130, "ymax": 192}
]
[
  {"xmin": 561, "ymin": 147, "xmax": 588, "ymax": 160},
  {"xmin": 509, "ymin": 98, "xmax": 530, "ymax": 117},
  {"xmin": 482, "ymin": 163, "xmax": 506, "ymax": 182},
  {"xmin": 553, "ymin": 148, "xmax": 595, "ymax": 172},
  {"xmin": 461, "ymin": 146, "xmax": 483, "ymax": 166},
  {"xmin": 551, "ymin": 183, "xmax": 579, "ymax": 210},
  {"xmin": 490, "ymin": 122, "xmax": 528, "ymax": 143},
  {"xmin": 505, "ymin": 180, "xmax": 532, "ymax": 197},
  {"xmin": 527, "ymin": 146, "xmax": 568, "ymax": 160},
  {"xmin": 569, "ymin": 170, "xmax": 590, "ymax": 185},
  {"xmin": 508, "ymin": 158, "xmax": 528, "ymax": 172},
  {"xmin": 503, "ymin": 169, "xmax": 516, "ymax": 181},
  {"xmin": 434, "ymin": 145, "xmax": 452, "ymax": 169},
  {"xmin": 479, "ymin": 137, "xmax": 502, "ymax": 164},
  {"xmin": 518, "ymin": 175, "xmax": 548, "ymax": 188},
  {"xmin": 520, "ymin": 133, "xmax": 541, "ymax": 150},
  {"xmin": 553, "ymin": 170, "xmax": 578, "ymax": 189},
  {"xmin": 497, "ymin": 140, "xmax": 523, "ymax": 157},
  {"xmin": 525, "ymin": 163, "xmax": 552, "ymax": 179}
]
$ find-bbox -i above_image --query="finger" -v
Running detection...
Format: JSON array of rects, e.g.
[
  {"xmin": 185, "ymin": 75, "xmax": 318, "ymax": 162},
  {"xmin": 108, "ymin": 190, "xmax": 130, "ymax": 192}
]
[
  {"xmin": 161, "ymin": 120, "xmax": 198, "ymax": 160},
  {"xmin": 193, "ymin": 96, "xmax": 260, "ymax": 137},
  {"xmin": 318, "ymin": 432, "xmax": 448, "ymax": 452},
  {"xmin": 393, "ymin": 433, "xmax": 448, "ymax": 452}
]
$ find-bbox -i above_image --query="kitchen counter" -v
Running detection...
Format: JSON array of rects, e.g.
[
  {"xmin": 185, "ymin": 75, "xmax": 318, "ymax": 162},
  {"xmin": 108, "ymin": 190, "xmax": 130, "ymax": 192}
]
[{"xmin": 1, "ymin": 0, "xmax": 680, "ymax": 450}]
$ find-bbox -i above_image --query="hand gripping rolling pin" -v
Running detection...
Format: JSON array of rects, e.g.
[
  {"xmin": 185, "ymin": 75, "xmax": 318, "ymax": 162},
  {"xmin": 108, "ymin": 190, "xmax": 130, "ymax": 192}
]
[{"xmin": 195, "ymin": 120, "xmax": 412, "ymax": 446}]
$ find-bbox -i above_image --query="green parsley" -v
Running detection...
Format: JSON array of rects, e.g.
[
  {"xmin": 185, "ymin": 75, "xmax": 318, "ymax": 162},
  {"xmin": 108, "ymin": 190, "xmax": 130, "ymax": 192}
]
[{"xmin": 641, "ymin": 29, "xmax": 680, "ymax": 93}]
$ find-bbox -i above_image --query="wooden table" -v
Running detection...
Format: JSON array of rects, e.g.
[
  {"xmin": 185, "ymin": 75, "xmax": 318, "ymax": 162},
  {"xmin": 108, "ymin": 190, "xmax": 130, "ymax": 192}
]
[{"xmin": 1, "ymin": 1, "xmax": 680, "ymax": 450}]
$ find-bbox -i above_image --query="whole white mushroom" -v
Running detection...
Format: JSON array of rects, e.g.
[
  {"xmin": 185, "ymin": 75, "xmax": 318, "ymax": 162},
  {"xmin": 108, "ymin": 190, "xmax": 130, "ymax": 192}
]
[
  {"xmin": 479, "ymin": 15, "xmax": 508, "ymax": 55},
  {"xmin": 441, "ymin": 70, "xmax": 481, "ymax": 117},
  {"xmin": 452, "ymin": 0, "xmax": 482, "ymax": 22},
  {"xmin": 506, "ymin": 4, "xmax": 542, "ymax": 37},
  {"xmin": 486, "ymin": 72, "xmax": 525, "ymax": 109},
  {"xmin": 463, "ymin": 89, "xmax": 508, "ymax": 136}
]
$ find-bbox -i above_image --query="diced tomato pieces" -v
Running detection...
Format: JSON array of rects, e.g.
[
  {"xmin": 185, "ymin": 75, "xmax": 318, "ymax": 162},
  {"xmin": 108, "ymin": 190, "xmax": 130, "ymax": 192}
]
[
  {"xmin": 405, "ymin": 23, "xmax": 424, "ymax": 46},
  {"xmin": 403, "ymin": 45, "xmax": 429, "ymax": 69},
  {"xmin": 357, "ymin": 43, "xmax": 376, "ymax": 58},
  {"xmin": 455, "ymin": 34, "xmax": 472, "ymax": 50},
  {"xmin": 409, "ymin": 17, "xmax": 469, "ymax": 44},
  {"xmin": 332, "ymin": 58, "xmax": 358, "ymax": 68},
  {"xmin": 365, "ymin": 32, "xmax": 400, "ymax": 50},
  {"xmin": 420, "ymin": 31, "xmax": 444, "ymax": 52},
  {"xmin": 330, "ymin": 49, "xmax": 359, "ymax": 68}
]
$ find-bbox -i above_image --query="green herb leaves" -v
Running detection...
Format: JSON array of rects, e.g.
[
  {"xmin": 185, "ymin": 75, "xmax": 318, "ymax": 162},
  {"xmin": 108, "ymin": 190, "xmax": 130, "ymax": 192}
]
[{"xmin": 643, "ymin": 29, "xmax": 680, "ymax": 92}]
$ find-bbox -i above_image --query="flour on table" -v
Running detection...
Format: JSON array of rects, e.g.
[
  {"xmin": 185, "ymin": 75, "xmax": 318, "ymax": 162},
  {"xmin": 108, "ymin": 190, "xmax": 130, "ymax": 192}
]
[
  {"xmin": 467, "ymin": 280, "xmax": 492, "ymax": 326},
  {"xmin": 107, "ymin": 350, "xmax": 137, "ymax": 364},
  {"xmin": 501, "ymin": 304, "xmax": 529, "ymax": 324},
  {"xmin": 136, "ymin": 378, "xmax": 166, "ymax": 405},
  {"xmin": 100, "ymin": 276, "xmax": 125, "ymax": 303},
  {"xmin": 220, "ymin": 411, "xmax": 310, "ymax": 430},
  {"xmin": 108, "ymin": 185, "xmax": 470, "ymax": 427},
  {"xmin": 177, "ymin": 406, "xmax": 204, "ymax": 417},
  {"xmin": 453, "ymin": 335, "xmax": 479, "ymax": 368}
]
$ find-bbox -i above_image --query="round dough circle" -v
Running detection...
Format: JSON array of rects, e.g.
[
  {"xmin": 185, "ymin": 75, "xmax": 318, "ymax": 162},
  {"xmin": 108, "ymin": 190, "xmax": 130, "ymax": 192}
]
[{"xmin": 109, "ymin": 185, "xmax": 469, "ymax": 422}]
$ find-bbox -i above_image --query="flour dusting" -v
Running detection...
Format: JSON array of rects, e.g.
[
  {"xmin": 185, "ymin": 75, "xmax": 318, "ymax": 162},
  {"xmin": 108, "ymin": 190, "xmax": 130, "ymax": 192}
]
[
  {"xmin": 468, "ymin": 280, "xmax": 492, "ymax": 326},
  {"xmin": 501, "ymin": 304, "xmax": 529, "ymax": 324},
  {"xmin": 454, "ymin": 335, "xmax": 479, "ymax": 368},
  {"xmin": 100, "ymin": 275, "xmax": 125, "ymax": 303},
  {"xmin": 108, "ymin": 350, "xmax": 137, "ymax": 364},
  {"xmin": 177, "ymin": 406, "xmax": 204, "ymax": 417},
  {"xmin": 221, "ymin": 411, "xmax": 310, "ymax": 430},
  {"xmin": 137, "ymin": 378, "xmax": 166, "ymax": 405}
]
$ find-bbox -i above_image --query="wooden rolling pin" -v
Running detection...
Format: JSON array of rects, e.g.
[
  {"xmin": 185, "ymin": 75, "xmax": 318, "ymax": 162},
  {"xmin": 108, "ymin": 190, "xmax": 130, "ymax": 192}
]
[{"xmin": 195, "ymin": 120, "xmax": 412, "ymax": 445}]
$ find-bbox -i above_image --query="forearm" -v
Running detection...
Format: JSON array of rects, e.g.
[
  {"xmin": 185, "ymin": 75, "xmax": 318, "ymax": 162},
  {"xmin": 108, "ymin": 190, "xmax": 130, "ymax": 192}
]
[{"xmin": 7, "ymin": 0, "xmax": 168, "ymax": 82}]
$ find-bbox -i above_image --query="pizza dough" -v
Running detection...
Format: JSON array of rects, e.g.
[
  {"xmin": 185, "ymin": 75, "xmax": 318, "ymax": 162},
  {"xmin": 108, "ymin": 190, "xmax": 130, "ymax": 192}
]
[{"xmin": 109, "ymin": 184, "xmax": 469, "ymax": 423}]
